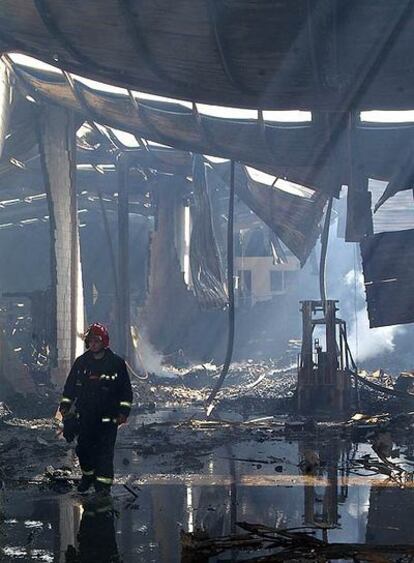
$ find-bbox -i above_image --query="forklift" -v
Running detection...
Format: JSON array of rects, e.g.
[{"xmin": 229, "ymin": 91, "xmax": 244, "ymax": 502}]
[{"xmin": 297, "ymin": 300, "xmax": 354, "ymax": 415}]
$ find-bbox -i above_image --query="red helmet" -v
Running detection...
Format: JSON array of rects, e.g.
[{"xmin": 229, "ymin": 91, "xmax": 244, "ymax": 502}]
[{"xmin": 84, "ymin": 323, "xmax": 109, "ymax": 348}]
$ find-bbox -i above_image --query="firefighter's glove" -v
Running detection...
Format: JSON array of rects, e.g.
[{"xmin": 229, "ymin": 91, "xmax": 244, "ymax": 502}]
[
  {"xmin": 116, "ymin": 414, "xmax": 128, "ymax": 426},
  {"xmin": 62, "ymin": 413, "xmax": 80, "ymax": 443},
  {"xmin": 59, "ymin": 404, "xmax": 70, "ymax": 416}
]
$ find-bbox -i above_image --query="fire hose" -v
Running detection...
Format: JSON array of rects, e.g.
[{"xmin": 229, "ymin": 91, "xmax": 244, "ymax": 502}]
[{"xmin": 353, "ymin": 371, "xmax": 414, "ymax": 401}]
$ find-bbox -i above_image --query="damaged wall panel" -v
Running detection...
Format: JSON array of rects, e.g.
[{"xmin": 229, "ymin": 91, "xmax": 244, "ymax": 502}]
[
  {"xmin": 37, "ymin": 104, "xmax": 84, "ymax": 385},
  {"xmin": 345, "ymin": 117, "xmax": 373, "ymax": 242},
  {"xmin": 345, "ymin": 176, "xmax": 373, "ymax": 242},
  {"xmin": 209, "ymin": 163, "xmax": 326, "ymax": 266},
  {"xmin": 238, "ymin": 166, "xmax": 326, "ymax": 266},
  {"xmin": 370, "ymin": 181, "xmax": 414, "ymax": 233},
  {"xmin": 0, "ymin": 99, "xmax": 38, "ymax": 180},
  {"xmin": 356, "ymin": 124, "xmax": 414, "ymax": 212},
  {"xmin": 360, "ymin": 229, "xmax": 414, "ymax": 327}
]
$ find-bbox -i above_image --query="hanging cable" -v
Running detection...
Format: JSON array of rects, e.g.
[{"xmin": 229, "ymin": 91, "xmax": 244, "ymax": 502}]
[
  {"xmin": 128, "ymin": 326, "xmax": 150, "ymax": 381},
  {"xmin": 319, "ymin": 197, "xmax": 333, "ymax": 305},
  {"xmin": 125, "ymin": 359, "xmax": 148, "ymax": 381},
  {"xmin": 205, "ymin": 160, "xmax": 236, "ymax": 416}
]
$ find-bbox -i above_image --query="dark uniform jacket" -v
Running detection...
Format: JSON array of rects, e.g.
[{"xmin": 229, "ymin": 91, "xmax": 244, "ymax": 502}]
[{"xmin": 60, "ymin": 349, "xmax": 133, "ymax": 422}]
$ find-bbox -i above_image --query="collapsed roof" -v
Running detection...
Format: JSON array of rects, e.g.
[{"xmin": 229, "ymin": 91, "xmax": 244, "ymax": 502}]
[
  {"xmin": 1, "ymin": 0, "xmax": 413, "ymax": 111},
  {"xmin": 6, "ymin": 61, "xmax": 414, "ymax": 203},
  {"xmin": 2, "ymin": 2, "xmax": 414, "ymax": 327}
]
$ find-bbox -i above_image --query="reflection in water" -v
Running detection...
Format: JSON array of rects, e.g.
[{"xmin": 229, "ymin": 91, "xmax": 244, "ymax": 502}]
[
  {"xmin": 366, "ymin": 487, "xmax": 414, "ymax": 544},
  {"xmin": 300, "ymin": 436, "xmax": 354, "ymax": 531},
  {"xmin": 64, "ymin": 496, "xmax": 120, "ymax": 563},
  {"xmin": 186, "ymin": 485, "xmax": 194, "ymax": 533},
  {"xmin": 2, "ymin": 434, "xmax": 414, "ymax": 562}
]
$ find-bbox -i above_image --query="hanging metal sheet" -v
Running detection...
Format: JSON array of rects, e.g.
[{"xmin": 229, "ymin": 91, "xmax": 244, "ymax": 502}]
[
  {"xmin": 190, "ymin": 155, "xmax": 228, "ymax": 309},
  {"xmin": 361, "ymin": 229, "xmax": 414, "ymax": 327}
]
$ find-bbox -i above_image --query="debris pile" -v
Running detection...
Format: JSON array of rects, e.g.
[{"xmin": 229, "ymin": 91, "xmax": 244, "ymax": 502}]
[
  {"xmin": 182, "ymin": 522, "xmax": 414, "ymax": 562},
  {"xmin": 142, "ymin": 359, "xmax": 297, "ymax": 413},
  {"xmin": 0, "ymin": 414, "xmax": 68, "ymax": 486}
]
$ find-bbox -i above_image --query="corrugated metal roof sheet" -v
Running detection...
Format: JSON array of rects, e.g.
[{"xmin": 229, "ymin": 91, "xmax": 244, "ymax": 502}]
[
  {"xmin": 361, "ymin": 229, "xmax": 414, "ymax": 327},
  {"xmin": 370, "ymin": 179, "xmax": 414, "ymax": 233}
]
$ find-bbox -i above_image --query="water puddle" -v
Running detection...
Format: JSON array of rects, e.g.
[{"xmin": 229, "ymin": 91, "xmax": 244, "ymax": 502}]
[{"xmin": 2, "ymin": 430, "xmax": 414, "ymax": 561}]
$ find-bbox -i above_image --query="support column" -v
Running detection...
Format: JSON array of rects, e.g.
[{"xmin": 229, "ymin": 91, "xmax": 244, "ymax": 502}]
[
  {"xmin": 325, "ymin": 300, "xmax": 338, "ymax": 384},
  {"xmin": 143, "ymin": 175, "xmax": 198, "ymax": 352},
  {"xmin": 174, "ymin": 199, "xmax": 186, "ymax": 276},
  {"xmin": 37, "ymin": 104, "xmax": 84, "ymax": 386},
  {"xmin": 117, "ymin": 154, "xmax": 130, "ymax": 359},
  {"xmin": 0, "ymin": 60, "xmax": 12, "ymax": 158},
  {"xmin": 300, "ymin": 301, "xmax": 313, "ymax": 374}
]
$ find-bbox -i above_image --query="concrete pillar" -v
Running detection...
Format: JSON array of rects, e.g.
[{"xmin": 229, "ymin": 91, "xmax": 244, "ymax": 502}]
[
  {"xmin": 143, "ymin": 175, "xmax": 197, "ymax": 352},
  {"xmin": 38, "ymin": 104, "xmax": 84, "ymax": 386},
  {"xmin": 117, "ymin": 154, "xmax": 130, "ymax": 359},
  {"xmin": 0, "ymin": 60, "xmax": 12, "ymax": 158},
  {"xmin": 174, "ymin": 200, "xmax": 186, "ymax": 276}
]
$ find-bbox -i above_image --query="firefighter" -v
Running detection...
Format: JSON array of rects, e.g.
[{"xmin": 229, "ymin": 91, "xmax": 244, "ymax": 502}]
[{"xmin": 59, "ymin": 323, "xmax": 133, "ymax": 494}]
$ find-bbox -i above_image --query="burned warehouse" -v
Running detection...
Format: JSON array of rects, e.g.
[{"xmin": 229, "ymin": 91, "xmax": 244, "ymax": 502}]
[{"xmin": 2, "ymin": 1, "xmax": 414, "ymax": 562}]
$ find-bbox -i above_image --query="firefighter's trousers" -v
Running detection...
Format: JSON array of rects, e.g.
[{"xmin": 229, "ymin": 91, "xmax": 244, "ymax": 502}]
[{"xmin": 76, "ymin": 417, "xmax": 118, "ymax": 486}]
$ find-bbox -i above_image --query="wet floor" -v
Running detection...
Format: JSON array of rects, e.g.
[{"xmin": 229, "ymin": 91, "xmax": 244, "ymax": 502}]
[{"xmin": 2, "ymin": 415, "xmax": 414, "ymax": 562}]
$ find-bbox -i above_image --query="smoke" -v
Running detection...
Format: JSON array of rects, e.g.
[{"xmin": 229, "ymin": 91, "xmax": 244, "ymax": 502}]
[
  {"xmin": 344, "ymin": 269, "xmax": 405, "ymax": 361},
  {"xmin": 132, "ymin": 328, "xmax": 177, "ymax": 378},
  {"xmin": 283, "ymin": 213, "xmax": 408, "ymax": 366},
  {"xmin": 136, "ymin": 336, "xmax": 164, "ymax": 375}
]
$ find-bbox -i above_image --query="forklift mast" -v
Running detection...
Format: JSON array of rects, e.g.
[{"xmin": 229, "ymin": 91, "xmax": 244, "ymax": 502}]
[{"xmin": 297, "ymin": 300, "xmax": 353, "ymax": 415}]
